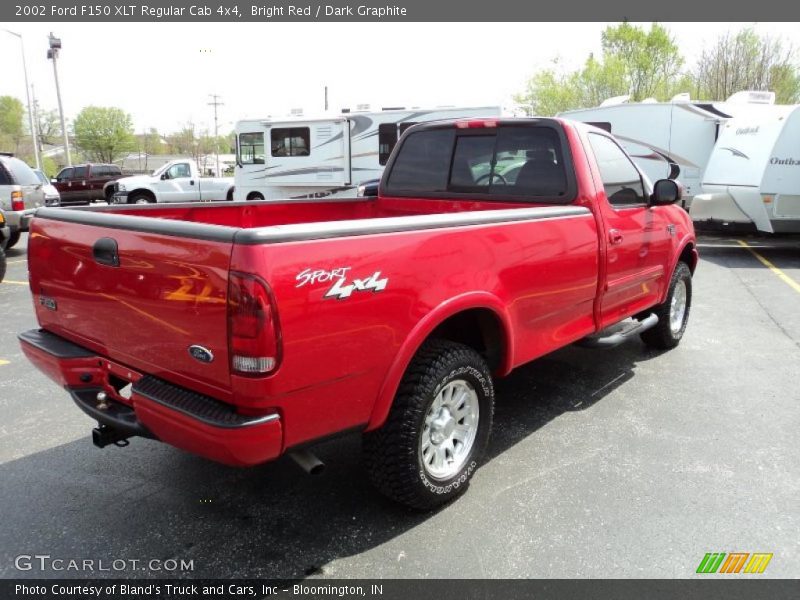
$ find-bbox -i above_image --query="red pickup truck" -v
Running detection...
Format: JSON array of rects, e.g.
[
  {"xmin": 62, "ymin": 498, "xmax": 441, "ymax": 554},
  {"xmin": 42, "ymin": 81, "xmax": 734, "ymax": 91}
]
[{"xmin": 20, "ymin": 118, "xmax": 697, "ymax": 509}]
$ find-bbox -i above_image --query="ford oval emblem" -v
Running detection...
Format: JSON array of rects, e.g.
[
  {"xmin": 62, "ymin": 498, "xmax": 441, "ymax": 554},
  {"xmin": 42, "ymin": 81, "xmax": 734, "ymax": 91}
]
[{"xmin": 188, "ymin": 345, "xmax": 214, "ymax": 363}]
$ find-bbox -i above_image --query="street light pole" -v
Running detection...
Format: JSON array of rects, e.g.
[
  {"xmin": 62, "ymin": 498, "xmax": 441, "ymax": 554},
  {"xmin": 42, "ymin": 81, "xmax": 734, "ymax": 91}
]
[
  {"xmin": 208, "ymin": 94, "xmax": 223, "ymax": 176},
  {"xmin": 47, "ymin": 32, "xmax": 71, "ymax": 167},
  {"xmin": 3, "ymin": 29, "xmax": 40, "ymax": 170}
]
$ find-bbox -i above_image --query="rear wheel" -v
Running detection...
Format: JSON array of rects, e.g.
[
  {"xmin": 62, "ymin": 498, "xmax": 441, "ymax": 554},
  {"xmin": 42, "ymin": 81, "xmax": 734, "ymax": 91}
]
[
  {"xmin": 641, "ymin": 262, "xmax": 692, "ymax": 349},
  {"xmin": 363, "ymin": 340, "xmax": 494, "ymax": 510},
  {"xmin": 0, "ymin": 246, "xmax": 6, "ymax": 282},
  {"xmin": 246, "ymin": 192, "xmax": 264, "ymax": 201},
  {"xmin": 5, "ymin": 231, "xmax": 20, "ymax": 249}
]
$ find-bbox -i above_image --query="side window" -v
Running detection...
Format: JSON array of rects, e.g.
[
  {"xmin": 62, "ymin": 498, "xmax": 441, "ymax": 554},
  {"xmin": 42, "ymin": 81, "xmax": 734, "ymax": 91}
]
[
  {"xmin": 271, "ymin": 127, "xmax": 310, "ymax": 157},
  {"xmin": 0, "ymin": 165, "xmax": 10, "ymax": 185},
  {"xmin": 378, "ymin": 123, "xmax": 398, "ymax": 166},
  {"xmin": 93, "ymin": 166, "xmax": 107, "ymax": 177},
  {"xmin": 239, "ymin": 132, "xmax": 265, "ymax": 165},
  {"xmin": 73, "ymin": 166, "xmax": 87, "ymax": 179},
  {"xmin": 57, "ymin": 167, "xmax": 73, "ymax": 181},
  {"xmin": 384, "ymin": 129, "xmax": 455, "ymax": 193},
  {"xmin": 166, "ymin": 163, "xmax": 191, "ymax": 179},
  {"xmin": 109, "ymin": 166, "xmax": 122, "ymax": 176},
  {"xmin": 588, "ymin": 134, "xmax": 646, "ymax": 206}
]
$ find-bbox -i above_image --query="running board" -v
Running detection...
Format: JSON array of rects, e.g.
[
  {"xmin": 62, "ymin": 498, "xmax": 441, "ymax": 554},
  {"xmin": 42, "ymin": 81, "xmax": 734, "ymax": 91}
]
[{"xmin": 578, "ymin": 314, "xmax": 659, "ymax": 349}]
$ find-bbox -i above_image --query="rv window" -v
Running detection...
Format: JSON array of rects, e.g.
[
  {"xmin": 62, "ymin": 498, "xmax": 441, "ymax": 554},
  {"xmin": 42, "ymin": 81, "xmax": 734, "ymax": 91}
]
[
  {"xmin": 378, "ymin": 124, "xmax": 398, "ymax": 166},
  {"xmin": 239, "ymin": 132, "xmax": 265, "ymax": 165},
  {"xmin": 587, "ymin": 133, "xmax": 646, "ymax": 206},
  {"xmin": 271, "ymin": 127, "xmax": 311, "ymax": 157}
]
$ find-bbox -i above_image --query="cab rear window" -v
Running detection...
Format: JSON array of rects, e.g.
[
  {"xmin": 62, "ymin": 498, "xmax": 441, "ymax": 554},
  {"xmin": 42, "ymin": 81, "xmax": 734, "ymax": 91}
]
[{"xmin": 384, "ymin": 123, "xmax": 574, "ymax": 203}]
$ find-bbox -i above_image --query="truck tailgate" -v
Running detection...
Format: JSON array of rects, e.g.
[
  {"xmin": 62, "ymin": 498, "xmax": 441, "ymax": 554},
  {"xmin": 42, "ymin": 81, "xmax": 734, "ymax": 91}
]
[{"xmin": 28, "ymin": 214, "xmax": 234, "ymax": 398}]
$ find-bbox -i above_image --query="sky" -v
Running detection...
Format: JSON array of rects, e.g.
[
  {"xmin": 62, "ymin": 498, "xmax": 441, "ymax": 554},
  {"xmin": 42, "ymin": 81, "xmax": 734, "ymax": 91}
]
[{"xmin": 1, "ymin": 22, "xmax": 799, "ymax": 135}]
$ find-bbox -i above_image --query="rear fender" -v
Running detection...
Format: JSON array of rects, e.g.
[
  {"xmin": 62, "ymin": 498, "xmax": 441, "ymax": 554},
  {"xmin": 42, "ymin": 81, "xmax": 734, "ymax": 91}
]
[{"xmin": 365, "ymin": 291, "xmax": 513, "ymax": 432}]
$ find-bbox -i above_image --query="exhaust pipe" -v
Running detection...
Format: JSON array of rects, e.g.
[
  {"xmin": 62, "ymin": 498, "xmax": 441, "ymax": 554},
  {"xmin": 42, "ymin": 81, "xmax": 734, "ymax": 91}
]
[{"xmin": 289, "ymin": 449, "xmax": 325, "ymax": 475}]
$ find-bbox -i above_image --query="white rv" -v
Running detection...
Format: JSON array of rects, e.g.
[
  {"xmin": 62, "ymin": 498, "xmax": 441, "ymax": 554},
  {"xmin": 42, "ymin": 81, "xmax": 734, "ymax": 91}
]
[
  {"xmin": 233, "ymin": 106, "xmax": 501, "ymax": 201},
  {"xmin": 692, "ymin": 104, "xmax": 800, "ymax": 233},
  {"xmin": 561, "ymin": 92, "xmax": 800, "ymax": 233}
]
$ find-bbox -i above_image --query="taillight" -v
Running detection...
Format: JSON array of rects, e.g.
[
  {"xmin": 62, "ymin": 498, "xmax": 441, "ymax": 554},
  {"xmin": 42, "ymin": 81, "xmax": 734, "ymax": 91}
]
[
  {"xmin": 11, "ymin": 190, "xmax": 24, "ymax": 211},
  {"xmin": 227, "ymin": 272, "xmax": 281, "ymax": 376}
]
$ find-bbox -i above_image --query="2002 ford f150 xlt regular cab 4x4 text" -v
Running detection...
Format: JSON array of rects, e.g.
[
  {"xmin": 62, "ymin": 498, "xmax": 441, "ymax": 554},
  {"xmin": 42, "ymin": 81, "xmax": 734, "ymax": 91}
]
[{"xmin": 20, "ymin": 118, "xmax": 697, "ymax": 509}]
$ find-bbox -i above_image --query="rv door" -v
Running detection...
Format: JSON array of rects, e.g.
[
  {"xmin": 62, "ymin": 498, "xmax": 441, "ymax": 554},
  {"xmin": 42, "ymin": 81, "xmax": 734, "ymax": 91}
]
[{"xmin": 264, "ymin": 119, "xmax": 352, "ymax": 187}]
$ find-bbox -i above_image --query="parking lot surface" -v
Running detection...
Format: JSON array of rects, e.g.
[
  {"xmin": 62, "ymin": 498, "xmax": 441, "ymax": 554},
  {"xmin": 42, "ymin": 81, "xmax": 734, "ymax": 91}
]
[{"xmin": 1, "ymin": 233, "xmax": 798, "ymax": 578}]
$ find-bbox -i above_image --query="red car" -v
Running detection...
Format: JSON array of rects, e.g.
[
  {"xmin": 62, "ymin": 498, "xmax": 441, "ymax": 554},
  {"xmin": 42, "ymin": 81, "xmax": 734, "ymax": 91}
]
[{"xmin": 20, "ymin": 118, "xmax": 697, "ymax": 509}]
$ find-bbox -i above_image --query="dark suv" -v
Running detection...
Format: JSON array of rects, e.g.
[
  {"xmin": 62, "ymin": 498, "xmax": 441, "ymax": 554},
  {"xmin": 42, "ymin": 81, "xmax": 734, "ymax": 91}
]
[{"xmin": 53, "ymin": 163, "xmax": 124, "ymax": 205}]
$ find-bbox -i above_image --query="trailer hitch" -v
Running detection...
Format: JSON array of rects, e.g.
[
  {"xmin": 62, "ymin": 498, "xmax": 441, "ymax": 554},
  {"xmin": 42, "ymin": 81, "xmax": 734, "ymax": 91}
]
[{"xmin": 92, "ymin": 424, "xmax": 131, "ymax": 448}]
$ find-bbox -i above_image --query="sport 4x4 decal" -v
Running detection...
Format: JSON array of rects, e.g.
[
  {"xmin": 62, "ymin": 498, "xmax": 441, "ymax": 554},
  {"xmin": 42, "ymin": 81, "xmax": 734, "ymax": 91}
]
[{"xmin": 324, "ymin": 271, "xmax": 388, "ymax": 300}]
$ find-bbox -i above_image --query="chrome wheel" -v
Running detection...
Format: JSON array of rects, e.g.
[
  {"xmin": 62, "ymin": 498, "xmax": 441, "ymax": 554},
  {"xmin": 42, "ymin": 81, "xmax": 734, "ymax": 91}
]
[
  {"xmin": 669, "ymin": 279, "xmax": 687, "ymax": 334},
  {"xmin": 134, "ymin": 198, "xmax": 150, "ymax": 204},
  {"xmin": 419, "ymin": 379, "xmax": 479, "ymax": 480}
]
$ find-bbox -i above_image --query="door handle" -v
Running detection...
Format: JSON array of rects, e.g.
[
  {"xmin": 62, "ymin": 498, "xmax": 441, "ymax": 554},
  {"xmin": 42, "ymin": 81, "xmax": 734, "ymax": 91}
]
[
  {"xmin": 190, "ymin": 180, "xmax": 195, "ymax": 186},
  {"xmin": 608, "ymin": 229, "xmax": 624, "ymax": 245},
  {"xmin": 93, "ymin": 237, "xmax": 120, "ymax": 267}
]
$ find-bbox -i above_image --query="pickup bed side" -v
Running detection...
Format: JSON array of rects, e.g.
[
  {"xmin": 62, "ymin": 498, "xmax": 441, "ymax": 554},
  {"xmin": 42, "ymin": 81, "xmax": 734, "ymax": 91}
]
[{"xmin": 20, "ymin": 118, "xmax": 697, "ymax": 509}]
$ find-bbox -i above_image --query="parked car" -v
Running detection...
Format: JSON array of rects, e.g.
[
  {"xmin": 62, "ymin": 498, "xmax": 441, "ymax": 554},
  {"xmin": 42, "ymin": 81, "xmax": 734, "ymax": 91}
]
[
  {"xmin": 0, "ymin": 208, "xmax": 8, "ymax": 282},
  {"xmin": 52, "ymin": 163, "xmax": 124, "ymax": 205},
  {"xmin": 111, "ymin": 159, "xmax": 235, "ymax": 204},
  {"xmin": 20, "ymin": 118, "xmax": 696, "ymax": 509},
  {"xmin": 0, "ymin": 153, "xmax": 45, "ymax": 249},
  {"xmin": 33, "ymin": 169, "xmax": 61, "ymax": 206}
]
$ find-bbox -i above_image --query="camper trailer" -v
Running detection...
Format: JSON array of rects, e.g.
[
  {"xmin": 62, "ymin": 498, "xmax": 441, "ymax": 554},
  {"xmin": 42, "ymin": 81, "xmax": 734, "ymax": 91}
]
[
  {"xmin": 233, "ymin": 106, "xmax": 501, "ymax": 201},
  {"xmin": 692, "ymin": 104, "xmax": 800, "ymax": 233},
  {"xmin": 561, "ymin": 92, "xmax": 800, "ymax": 233}
]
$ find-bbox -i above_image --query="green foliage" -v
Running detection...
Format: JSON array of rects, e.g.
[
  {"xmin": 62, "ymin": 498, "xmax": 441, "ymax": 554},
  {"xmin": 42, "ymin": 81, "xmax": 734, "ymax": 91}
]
[
  {"xmin": 693, "ymin": 28, "xmax": 800, "ymax": 103},
  {"xmin": 0, "ymin": 96, "xmax": 25, "ymax": 152},
  {"xmin": 516, "ymin": 23, "xmax": 684, "ymax": 116},
  {"xmin": 72, "ymin": 106, "xmax": 136, "ymax": 163},
  {"xmin": 40, "ymin": 156, "xmax": 59, "ymax": 178}
]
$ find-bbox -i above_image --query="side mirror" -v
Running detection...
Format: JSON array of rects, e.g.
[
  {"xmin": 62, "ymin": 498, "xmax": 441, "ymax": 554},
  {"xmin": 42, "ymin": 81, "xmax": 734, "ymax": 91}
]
[
  {"xmin": 651, "ymin": 179, "xmax": 681, "ymax": 205},
  {"xmin": 160, "ymin": 173, "xmax": 168, "ymax": 180},
  {"xmin": 50, "ymin": 178, "xmax": 57, "ymax": 184},
  {"xmin": 357, "ymin": 179, "xmax": 380, "ymax": 198}
]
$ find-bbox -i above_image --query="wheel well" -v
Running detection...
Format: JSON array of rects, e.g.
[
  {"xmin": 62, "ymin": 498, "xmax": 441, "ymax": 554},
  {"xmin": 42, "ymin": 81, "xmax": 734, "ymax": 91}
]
[
  {"xmin": 428, "ymin": 308, "xmax": 506, "ymax": 371},
  {"xmin": 679, "ymin": 243, "xmax": 697, "ymax": 273},
  {"xmin": 246, "ymin": 191, "xmax": 264, "ymax": 201},
  {"xmin": 129, "ymin": 189, "xmax": 156, "ymax": 202},
  {"xmin": 226, "ymin": 187, "xmax": 235, "ymax": 201}
]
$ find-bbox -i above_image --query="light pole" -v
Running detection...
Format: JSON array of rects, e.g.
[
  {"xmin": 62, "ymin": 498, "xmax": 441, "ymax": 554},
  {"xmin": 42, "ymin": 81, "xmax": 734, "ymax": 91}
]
[
  {"xmin": 208, "ymin": 94, "xmax": 223, "ymax": 176},
  {"xmin": 3, "ymin": 29, "xmax": 40, "ymax": 169},
  {"xmin": 47, "ymin": 32, "xmax": 71, "ymax": 167}
]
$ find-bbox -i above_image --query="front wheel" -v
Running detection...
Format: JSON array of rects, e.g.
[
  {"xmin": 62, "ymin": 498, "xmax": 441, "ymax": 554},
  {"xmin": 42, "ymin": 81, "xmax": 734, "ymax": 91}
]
[
  {"xmin": 641, "ymin": 262, "xmax": 692, "ymax": 350},
  {"xmin": 128, "ymin": 193, "xmax": 154, "ymax": 205},
  {"xmin": 363, "ymin": 340, "xmax": 494, "ymax": 510}
]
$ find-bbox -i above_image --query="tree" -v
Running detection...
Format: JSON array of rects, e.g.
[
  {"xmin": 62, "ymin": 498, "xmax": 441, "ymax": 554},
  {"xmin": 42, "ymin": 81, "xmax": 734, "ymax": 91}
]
[
  {"xmin": 34, "ymin": 101, "xmax": 63, "ymax": 147},
  {"xmin": 515, "ymin": 23, "xmax": 685, "ymax": 116},
  {"xmin": 693, "ymin": 29, "xmax": 800, "ymax": 103},
  {"xmin": 72, "ymin": 106, "xmax": 135, "ymax": 163},
  {"xmin": 0, "ymin": 96, "xmax": 25, "ymax": 153}
]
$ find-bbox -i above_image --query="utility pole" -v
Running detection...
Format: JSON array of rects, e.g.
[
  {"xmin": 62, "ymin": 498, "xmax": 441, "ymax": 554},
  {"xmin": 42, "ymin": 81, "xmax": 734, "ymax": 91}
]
[
  {"xmin": 31, "ymin": 84, "xmax": 42, "ymax": 159},
  {"xmin": 3, "ymin": 29, "xmax": 40, "ymax": 169},
  {"xmin": 324, "ymin": 86, "xmax": 328, "ymax": 112},
  {"xmin": 47, "ymin": 32, "xmax": 71, "ymax": 166},
  {"xmin": 208, "ymin": 94, "xmax": 223, "ymax": 176}
]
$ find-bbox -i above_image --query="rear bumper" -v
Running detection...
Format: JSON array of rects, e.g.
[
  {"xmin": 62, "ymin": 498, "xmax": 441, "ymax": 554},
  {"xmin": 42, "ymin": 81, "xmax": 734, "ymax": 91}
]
[
  {"xmin": 5, "ymin": 209, "xmax": 35, "ymax": 232},
  {"xmin": 18, "ymin": 329, "xmax": 284, "ymax": 467}
]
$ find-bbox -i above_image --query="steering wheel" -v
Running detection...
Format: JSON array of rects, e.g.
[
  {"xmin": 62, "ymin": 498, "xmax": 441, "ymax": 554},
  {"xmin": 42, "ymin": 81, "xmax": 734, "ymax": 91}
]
[{"xmin": 475, "ymin": 172, "xmax": 508, "ymax": 185}]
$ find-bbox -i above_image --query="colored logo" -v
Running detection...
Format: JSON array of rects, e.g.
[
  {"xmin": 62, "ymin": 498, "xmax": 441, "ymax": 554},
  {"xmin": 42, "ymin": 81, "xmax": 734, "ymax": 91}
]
[{"xmin": 696, "ymin": 552, "xmax": 773, "ymax": 574}]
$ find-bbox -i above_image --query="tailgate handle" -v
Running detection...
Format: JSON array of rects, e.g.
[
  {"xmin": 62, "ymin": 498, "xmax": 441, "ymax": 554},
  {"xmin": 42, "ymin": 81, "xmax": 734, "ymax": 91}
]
[{"xmin": 93, "ymin": 237, "xmax": 120, "ymax": 267}]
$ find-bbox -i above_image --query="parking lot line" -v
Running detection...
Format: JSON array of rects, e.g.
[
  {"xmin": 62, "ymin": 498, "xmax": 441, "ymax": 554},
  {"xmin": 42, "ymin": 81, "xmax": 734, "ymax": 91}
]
[
  {"xmin": 1, "ymin": 280, "xmax": 28, "ymax": 286},
  {"xmin": 0, "ymin": 359, "xmax": 9, "ymax": 366},
  {"xmin": 737, "ymin": 239, "xmax": 800, "ymax": 295},
  {"xmin": 7, "ymin": 259, "xmax": 27, "ymax": 264}
]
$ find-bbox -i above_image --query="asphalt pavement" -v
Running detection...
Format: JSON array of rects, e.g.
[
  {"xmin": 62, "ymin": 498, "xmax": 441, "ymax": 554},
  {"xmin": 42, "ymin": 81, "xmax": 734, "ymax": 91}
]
[{"xmin": 1, "ymin": 232, "xmax": 798, "ymax": 579}]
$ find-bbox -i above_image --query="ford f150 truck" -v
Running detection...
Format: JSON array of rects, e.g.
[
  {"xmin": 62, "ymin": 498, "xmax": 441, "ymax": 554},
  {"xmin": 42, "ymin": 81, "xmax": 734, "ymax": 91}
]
[
  {"xmin": 20, "ymin": 118, "xmax": 697, "ymax": 509},
  {"xmin": 110, "ymin": 159, "xmax": 235, "ymax": 205}
]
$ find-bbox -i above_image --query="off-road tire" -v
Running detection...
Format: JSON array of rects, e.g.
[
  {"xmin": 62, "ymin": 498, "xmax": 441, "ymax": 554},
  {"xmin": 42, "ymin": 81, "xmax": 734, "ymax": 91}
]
[
  {"xmin": 5, "ymin": 231, "xmax": 20, "ymax": 249},
  {"xmin": 363, "ymin": 340, "xmax": 494, "ymax": 510},
  {"xmin": 641, "ymin": 262, "xmax": 692, "ymax": 350}
]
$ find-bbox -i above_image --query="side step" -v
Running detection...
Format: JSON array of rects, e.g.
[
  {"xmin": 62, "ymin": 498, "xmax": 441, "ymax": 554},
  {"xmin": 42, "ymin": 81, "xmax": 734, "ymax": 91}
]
[{"xmin": 578, "ymin": 313, "xmax": 659, "ymax": 349}]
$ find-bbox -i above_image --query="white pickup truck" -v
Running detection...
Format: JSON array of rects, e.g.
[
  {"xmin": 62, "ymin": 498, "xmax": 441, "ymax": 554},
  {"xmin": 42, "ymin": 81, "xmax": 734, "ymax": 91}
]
[{"xmin": 110, "ymin": 159, "xmax": 235, "ymax": 204}]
